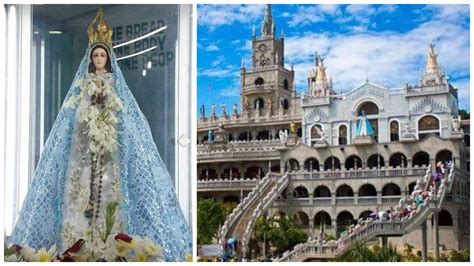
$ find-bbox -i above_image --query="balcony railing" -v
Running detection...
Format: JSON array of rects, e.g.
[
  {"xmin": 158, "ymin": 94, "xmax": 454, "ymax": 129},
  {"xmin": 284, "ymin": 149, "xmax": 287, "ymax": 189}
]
[
  {"xmin": 405, "ymin": 84, "xmax": 449, "ymax": 96},
  {"xmin": 314, "ymin": 197, "xmax": 331, "ymax": 205},
  {"xmin": 381, "ymin": 195, "xmax": 402, "ymax": 204},
  {"xmin": 197, "ymin": 112, "xmax": 301, "ymax": 129},
  {"xmin": 197, "ymin": 178, "xmax": 258, "ymax": 189},
  {"xmin": 358, "ymin": 196, "xmax": 378, "ymax": 204},
  {"xmin": 335, "ymin": 197, "xmax": 354, "ymax": 205},
  {"xmin": 290, "ymin": 166, "xmax": 428, "ymax": 180}
]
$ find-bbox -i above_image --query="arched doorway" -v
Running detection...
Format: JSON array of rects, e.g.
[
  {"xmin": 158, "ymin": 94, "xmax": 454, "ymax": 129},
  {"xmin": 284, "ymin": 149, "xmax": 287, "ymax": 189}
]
[
  {"xmin": 389, "ymin": 152, "xmax": 408, "ymax": 168},
  {"xmin": 304, "ymin": 157, "xmax": 320, "ymax": 172},
  {"xmin": 345, "ymin": 155, "xmax": 362, "ymax": 170},
  {"xmin": 293, "ymin": 186, "xmax": 309, "ymax": 198},
  {"xmin": 412, "ymin": 151, "xmax": 430, "ymax": 167},
  {"xmin": 367, "ymin": 154, "xmax": 385, "ymax": 168},
  {"xmin": 382, "ymin": 183, "xmax": 401, "ymax": 196},
  {"xmin": 314, "ymin": 211, "xmax": 332, "ymax": 228},
  {"xmin": 436, "ymin": 150, "xmax": 453, "ymax": 164},
  {"xmin": 336, "ymin": 184, "xmax": 354, "ymax": 197},
  {"xmin": 324, "ymin": 156, "xmax": 341, "ymax": 171},
  {"xmin": 293, "ymin": 211, "xmax": 310, "ymax": 227},
  {"xmin": 337, "ymin": 211, "xmax": 355, "ymax": 236}
]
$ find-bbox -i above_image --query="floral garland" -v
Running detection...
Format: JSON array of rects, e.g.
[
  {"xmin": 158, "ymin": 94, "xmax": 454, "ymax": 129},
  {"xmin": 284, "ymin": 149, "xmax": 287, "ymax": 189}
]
[
  {"xmin": 64, "ymin": 74, "xmax": 124, "ymax": 154},
  {"xmin": 5, "ymin": 232, "xmax": 163, "ymax": 262}
]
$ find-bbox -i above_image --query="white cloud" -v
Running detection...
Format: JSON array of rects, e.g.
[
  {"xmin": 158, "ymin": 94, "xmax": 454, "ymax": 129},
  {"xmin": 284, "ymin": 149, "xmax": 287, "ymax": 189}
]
[
  {"xmin": 218, "ymin": 86, "xmax": 241, "ymax": 97},
  {"xmin": 231, "ymin": 39, "xmax": 241, "ymax": 45},
  {"xmin": 283, "ymin": 18, "xmax": 469, "ymax": 104},
  {"xmin": 211, "ymin": 56, "xmax": 225, "ymax": 67},
  {"xmin": 198, "ymin": 66, "xmax": 239, "ymax": 78},
  {"xmin": 205, "ymin": 44, "xmax": 220, "ymax": 52},
  {"xmin": 285, "ymin": 5, "xmax": 342, "ymax": 27},
  {"xmin": 198, "ymin": 4, "xmax": 265, "ymax": 31}
]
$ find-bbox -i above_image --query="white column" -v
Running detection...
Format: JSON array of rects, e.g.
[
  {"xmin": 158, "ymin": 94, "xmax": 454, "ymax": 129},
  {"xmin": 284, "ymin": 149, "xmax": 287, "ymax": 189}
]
[
  {"xmin": 3, "ymin": 4, "xmax": 33, "ymax": 236},
  {"xmin": 175, "ymin": 4, "xmax": 192, "ymax": 225}
]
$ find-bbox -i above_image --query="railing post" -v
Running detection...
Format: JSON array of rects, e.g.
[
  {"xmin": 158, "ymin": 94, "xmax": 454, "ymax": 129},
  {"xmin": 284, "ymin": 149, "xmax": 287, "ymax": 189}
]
[
  {"xmin": 421, "ymin": 219, "xmax": 428, "ymax": 262},
  {"xmin": 381, "ymin": 235, "xmax": 388, "ymax": 251},
  {"xmin": 433, "ymin": 211, "xmax": 440, "ymax": 261}
]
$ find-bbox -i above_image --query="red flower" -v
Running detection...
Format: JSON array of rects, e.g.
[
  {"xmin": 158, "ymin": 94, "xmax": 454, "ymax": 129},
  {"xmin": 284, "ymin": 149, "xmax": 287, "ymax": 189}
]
[
  {"xmin": 11, "ymin": 244, "xmax": 22, "ymax": 253},
  {"xmin": 114, "ymin": 233, "xmax": 133, "ymax": 243},
  {"xmin": 63, "ymin": 239, "xmax": 85, "ymax": 255}
]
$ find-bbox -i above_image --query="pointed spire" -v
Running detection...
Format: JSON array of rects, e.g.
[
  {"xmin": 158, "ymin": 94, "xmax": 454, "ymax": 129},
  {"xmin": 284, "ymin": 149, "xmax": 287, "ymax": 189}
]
[
  {"xmin": 422, "ymin": 42, "xmax": 445, "ymax": 86},
  {"xmin": 281, "ymin": 29, "xmax": 285, "ymax": 38},
  {"xmin": 261, "ymin": 4, "xmax": 275, "ymax": 37},
  {"xmin": 241, "ymin": 56, "xmax": 245, "ymax": 69},
  {"xmin": 426, "ymin": 42, "xmax": 440, "ymax": 73},
  {"xmin": 316, "ymin": 58, "xmax": 327, "ymax": 82},
  {"xmin": 252, "ymin": 25, "xmax": 256, "ymax": 39}
]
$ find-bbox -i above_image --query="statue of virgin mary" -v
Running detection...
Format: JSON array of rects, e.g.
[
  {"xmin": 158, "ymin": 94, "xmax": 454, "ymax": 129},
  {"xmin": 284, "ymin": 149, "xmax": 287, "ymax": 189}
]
[
  {"xmin": 356, "ymin": 111, "xmax": 374, "ymax": 137},
  {"xmin": 7, "ymin": 9, "xmax": 191, "ymax": 262}
]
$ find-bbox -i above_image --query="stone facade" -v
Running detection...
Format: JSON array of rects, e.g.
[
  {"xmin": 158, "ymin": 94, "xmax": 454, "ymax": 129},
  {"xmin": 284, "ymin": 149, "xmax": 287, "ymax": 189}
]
[{"xmin": 197, "ymin": 4, "xmax": 470, "ymax": 252}]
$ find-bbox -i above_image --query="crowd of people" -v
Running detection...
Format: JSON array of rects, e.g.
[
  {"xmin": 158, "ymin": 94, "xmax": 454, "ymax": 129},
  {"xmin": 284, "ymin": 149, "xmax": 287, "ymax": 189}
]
[{"xmin": 299, "ymin": 160, "xmax": 453, "ymax": 254}]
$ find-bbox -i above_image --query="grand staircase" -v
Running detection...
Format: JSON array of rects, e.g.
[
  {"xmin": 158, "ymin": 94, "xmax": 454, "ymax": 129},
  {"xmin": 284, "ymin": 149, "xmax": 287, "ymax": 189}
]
[
  {"xmin": 276, "ymin": 165, "xmax": 457, "ymax": 262},
  {"xmin": 218, "ymin": 172, "xmax": 290, "ymax": 256}
]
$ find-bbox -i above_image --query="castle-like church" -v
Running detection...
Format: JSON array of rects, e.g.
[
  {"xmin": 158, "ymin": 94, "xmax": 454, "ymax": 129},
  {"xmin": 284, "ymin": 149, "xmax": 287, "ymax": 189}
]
[{"xmin": 197, "ymin": 5, "xmax": 469, "ymax": 260}]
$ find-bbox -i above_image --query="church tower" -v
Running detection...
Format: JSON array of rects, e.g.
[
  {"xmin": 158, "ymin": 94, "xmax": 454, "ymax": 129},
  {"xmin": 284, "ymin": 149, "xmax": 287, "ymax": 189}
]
[
  {"xmin": 421, "ymin": 43, "xmax": 447, "ymax": 86},
  {"xmin": 240, "ymin": 4, "xmax": 295, "ymax": 116},
  {"xmin": 307, "ymin": 52, "xmax": 334, "ymax": 97}
]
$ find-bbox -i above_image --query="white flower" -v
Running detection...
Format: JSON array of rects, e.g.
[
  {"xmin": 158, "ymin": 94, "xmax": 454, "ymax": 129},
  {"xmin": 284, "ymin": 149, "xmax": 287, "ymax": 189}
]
[
  {"xmin": 21, "ymin": 245, "xmax": 37, "ymax": 261},
  {"xmin": 35, "ymin": 244, "xmax": 56, "ymax": 262},
  {"xmin": 5, "ymin": 253, "xmax": 21, "ymax": 262},
  {"xmin": 141, "ymin": 237, "xmax": 162, "ymax": 257}
]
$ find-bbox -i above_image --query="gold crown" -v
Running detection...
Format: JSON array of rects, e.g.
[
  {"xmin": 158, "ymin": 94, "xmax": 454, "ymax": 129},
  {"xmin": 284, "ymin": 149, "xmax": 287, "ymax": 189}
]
[{"xmin": 87, "ymin": 8, "xmax": 113, "ymax": 48}]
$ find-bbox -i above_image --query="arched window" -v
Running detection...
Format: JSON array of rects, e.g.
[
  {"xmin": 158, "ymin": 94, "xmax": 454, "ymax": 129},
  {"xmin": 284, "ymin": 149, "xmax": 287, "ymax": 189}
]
[
  {"xmin": 336, "ymin": 184, "xmax": 354, "ymax": 197},
  {"xmin": 337, "ymin": 211, "xmax": 355, "ymax": 236},
  {"xmin": 311, "ymin": 124, "xmax": 324, "ymax": 146},
  {"xmin": 283, "ymin": 79, "xmax": 289, "ymax": 90},
  {"xmin": 412, "ymin": 151, "xmax": 430, "ymax": 167},
  {"xmin": 314, "ymin": 186, "xmax": 331, "ymax": 197},
  {"xmin": 287, "ymin": 159, "xmax": 300, "ymax": 172},
  {"xmin": 238, "ymin": 131, "xmax": 252, "ymax": 141},
  {"xmin": 256, "ymin": 130, "xmax": 270, "ymax": 140},
  {"xmin": 254, "ymin": 98, "xmax": 264, "ymax": 110},
  {"xmin": 382, "ymin": 183, "xmax": 401, "ymax": 196},
  {"xmin": 357, "ymin": 102, "xmax": 379, "ymax": 141},
  {"xmin": 282, "ymin": 99, "xmax": 289, "ymax": 110},
  {"xmin": 389, "ymin": 152, "xmax": 408, "ymax": 168},
  {"xmin": 254, "ymin": 77, "xmax": 264, "ymax": 86},
  {"xmin": 438, "ymin": 209, "xmax": 453, "ymax": 226},
  {"xmin": 339, "ymin": 125, "xmax": 347, "ymax": 145},
  {"xmin": 345, "ymin": 155, "xmax": 362, "ymax": 170},
  {"xmin": 304, "ymin": 158, "xmax": 320, "ymax": 172},
  {"xmin": 314, "ymin": 211, "xmax": 331, "ymax": 227},
  {"xmin": 418, "ymin": 115, "xmax": 440, "ymax": 139},
  {"xmin": 358, "ymin": 184, "xmax": 377, "ymax": 197},
  {"xmin": 324, "ymin": 156, "xmax": 341, "ymax": 171},
  {"xmin": 358, "ymin": 102, "xmax": 379, "ymax": 115},
  {"xmin": 293, "ymin": 211, "xmax": 309, "ymax": 227},
  {"xmin": 367, "ymin": 154, "xmax": 385, "ymax": 168},
  {"xmin": 436, "ymin": 150, "xmax": 453, "ymax": 165},
  {"xmin": 293, "ymin": 186, "xmax": 309, "ymax": 198},
  {"xmin": 390, "ymin": 121, "xmax": 400, "ymax": 142}
]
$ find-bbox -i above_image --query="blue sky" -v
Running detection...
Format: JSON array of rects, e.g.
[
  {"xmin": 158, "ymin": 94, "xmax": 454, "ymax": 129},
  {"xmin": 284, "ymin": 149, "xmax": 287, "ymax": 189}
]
[{"xmin": 197, "ymin": 4, "xmax": 470, "ymax": 116}]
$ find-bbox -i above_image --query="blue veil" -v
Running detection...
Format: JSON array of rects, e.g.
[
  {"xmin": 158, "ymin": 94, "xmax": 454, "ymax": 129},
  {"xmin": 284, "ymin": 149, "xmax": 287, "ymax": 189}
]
[{"xmin": 9, "ymin": 46, "xmax": 192, "ymax": 261}]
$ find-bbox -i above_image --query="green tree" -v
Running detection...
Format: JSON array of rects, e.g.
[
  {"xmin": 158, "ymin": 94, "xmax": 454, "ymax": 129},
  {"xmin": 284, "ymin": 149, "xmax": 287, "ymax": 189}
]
[
  {"xmin": 337, "ymin": 243, "xmax": 403, "ymax": 262},
  {"xmin": 254, "ymin": 216, "xmax": 307, "ymax": 257},
  {"xmin": 459, "ymin": 109, "xmax": 470, "ymax": 119},
  {"xmin": 197, "ymin": 198, "xmax": 227, "ymax": 244}
]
